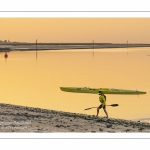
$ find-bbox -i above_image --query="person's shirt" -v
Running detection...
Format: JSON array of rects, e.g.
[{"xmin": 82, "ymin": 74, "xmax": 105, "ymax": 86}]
[{"xmin": 99, "ymin": 95, "xmax": 106, "ymax": 105}]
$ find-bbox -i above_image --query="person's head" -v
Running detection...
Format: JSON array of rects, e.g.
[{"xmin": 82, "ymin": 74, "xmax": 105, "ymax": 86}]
[{"xmin": 98, "ymin": 91, "xmax": 103, "ymax": 95}]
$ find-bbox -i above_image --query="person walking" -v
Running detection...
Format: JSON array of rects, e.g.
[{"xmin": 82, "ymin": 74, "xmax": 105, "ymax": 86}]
[{"xmin": 96, "ymin": 91, "xmax": 108, "ymax": 118}]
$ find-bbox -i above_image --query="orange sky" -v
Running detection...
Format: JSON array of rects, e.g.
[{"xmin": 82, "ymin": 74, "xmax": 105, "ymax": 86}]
[{"xmin": 0, "ymin": 18, "xmax": 150, "ymax": 43}]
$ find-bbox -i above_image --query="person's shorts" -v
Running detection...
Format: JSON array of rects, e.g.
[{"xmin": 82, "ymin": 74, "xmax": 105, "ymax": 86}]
[{"xmin": 98, "ymin": 104, "xmax": 106, "ymax": 109}]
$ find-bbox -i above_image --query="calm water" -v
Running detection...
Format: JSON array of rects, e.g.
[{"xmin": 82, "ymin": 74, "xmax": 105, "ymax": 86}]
[{"xmin": 0, "ymin": 48, "xmax": 150, "ymax": 122}]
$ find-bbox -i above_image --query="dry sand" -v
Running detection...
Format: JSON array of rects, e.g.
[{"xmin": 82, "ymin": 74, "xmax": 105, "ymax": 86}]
[{"xmin": 0, "ymin": 103, "xmax": 150, "ymax": 133}]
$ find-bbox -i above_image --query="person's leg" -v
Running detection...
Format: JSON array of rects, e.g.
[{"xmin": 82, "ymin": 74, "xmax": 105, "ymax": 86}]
[
  {"xmin": 103, "ymin": 106, "xmax": 108, "ymax": 118},
  {"xmin": 97, "ymin": 105, "xmax": 102, "ymax": 116}
]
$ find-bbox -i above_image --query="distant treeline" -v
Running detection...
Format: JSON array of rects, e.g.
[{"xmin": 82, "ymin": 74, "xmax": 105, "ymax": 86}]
[{"xmin": 0, "ymin": 42, "xmax": 150, "ymax": 46}]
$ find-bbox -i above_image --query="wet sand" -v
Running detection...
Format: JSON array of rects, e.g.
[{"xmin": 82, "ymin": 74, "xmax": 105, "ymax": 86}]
[{"xmin": 0, "ymin": 103, "xmax": 150, "ymax": 133}]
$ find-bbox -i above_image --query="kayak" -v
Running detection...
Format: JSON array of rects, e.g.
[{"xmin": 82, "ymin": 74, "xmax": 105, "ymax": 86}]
[{"xmin": 60, "ymin": 87, "xmax": 146, "ymax": 95}]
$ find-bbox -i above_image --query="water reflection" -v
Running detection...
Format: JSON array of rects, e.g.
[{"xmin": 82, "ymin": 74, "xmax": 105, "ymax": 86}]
[{"xmin": 0, "ymin": 48, "xmax": 150, "ymax": 122}]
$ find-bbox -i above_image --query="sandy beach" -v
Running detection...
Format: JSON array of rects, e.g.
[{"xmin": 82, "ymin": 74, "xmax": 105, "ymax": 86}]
[{"xmin": 0, "ymin": 103, "xmax": 150, "ymax": 133}]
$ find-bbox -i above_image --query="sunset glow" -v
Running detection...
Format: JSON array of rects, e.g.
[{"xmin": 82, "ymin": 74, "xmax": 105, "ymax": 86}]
[{"xmin": 0, "ymin": 18, "xmax": 150, "ymax": 43}]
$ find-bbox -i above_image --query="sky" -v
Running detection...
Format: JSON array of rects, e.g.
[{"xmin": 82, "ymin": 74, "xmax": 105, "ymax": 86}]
[{"xmin": 0, "ymin": 18, "xmax": 150, "ymax": 43}]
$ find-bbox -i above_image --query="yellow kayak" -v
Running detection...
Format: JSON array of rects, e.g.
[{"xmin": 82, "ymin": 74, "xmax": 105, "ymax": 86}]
[{"xmin": 60, "ymin": 87, "xmax": 146, "ymax": 95}]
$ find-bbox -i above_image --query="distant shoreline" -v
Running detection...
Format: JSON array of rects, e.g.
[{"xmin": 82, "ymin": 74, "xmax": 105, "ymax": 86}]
[
  {"xmin": 0, "ymin": 103, "xmax": 150, "ymax": 132},
  {"xmin": 0, "ymin": 42, "xmax": 150, "ymax": 45},
  {"xmin": 0, "ymin": 43, "xmax": 150, "ymax": 52}
]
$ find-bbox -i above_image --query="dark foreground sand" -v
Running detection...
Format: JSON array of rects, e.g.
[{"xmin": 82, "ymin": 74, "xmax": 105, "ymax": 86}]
[{"xmin": 0, "ymin": 103, "xmax": 150, "ymax": 133}]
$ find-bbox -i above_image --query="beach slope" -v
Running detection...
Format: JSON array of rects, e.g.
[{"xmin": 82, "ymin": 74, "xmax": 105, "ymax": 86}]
[{"xmin": 0, "ymin": 103, "xmax": 150, "ymax": 132}]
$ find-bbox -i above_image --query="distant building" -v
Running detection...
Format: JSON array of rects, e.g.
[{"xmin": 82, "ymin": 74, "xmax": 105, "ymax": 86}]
[
  {"xmin": 0, "ymin": 40, "xmax": 3, "ymax": 43},
  {"xmin": 4, "ymin": 40, "xmax": 7, "ymax": 43}
]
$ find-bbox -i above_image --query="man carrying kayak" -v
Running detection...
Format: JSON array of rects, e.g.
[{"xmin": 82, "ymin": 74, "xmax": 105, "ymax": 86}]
[{"xmin": 96, "ymin": 91, "xmax": 108, "ymax": 118}]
